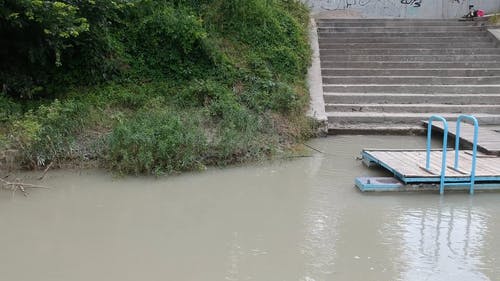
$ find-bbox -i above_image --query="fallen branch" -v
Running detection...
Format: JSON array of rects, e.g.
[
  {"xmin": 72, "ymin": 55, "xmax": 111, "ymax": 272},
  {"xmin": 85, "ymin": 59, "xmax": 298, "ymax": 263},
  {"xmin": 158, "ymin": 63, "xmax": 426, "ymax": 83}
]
[
  {"xmin": 303, "ymin": 143, "xmax": 325, "ymax": 154},
  {"xmin": 0, "ymin": 177, "xmax": 51, "ymax": 197},
  {"xmin": 38, "ymin": 161, "xmax": 54, "ymax": 180}
]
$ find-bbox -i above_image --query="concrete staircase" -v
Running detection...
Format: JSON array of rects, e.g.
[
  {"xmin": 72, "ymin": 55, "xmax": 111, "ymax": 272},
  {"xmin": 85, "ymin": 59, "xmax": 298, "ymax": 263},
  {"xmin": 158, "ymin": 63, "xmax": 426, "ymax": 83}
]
[{"xmin": 318, "ymin": 19, "xmax": 500, "ymax": 134}]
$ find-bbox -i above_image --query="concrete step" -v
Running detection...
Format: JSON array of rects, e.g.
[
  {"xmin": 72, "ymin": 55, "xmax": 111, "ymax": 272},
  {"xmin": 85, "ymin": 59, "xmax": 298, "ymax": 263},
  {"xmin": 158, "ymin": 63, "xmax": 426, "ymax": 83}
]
[
  {"xmin": 318, "ymin": 37, "xmax": 491, "ymax": 44},
  {"xmin": 321, "ymin": 68, "xmax": 500, "ymax": 76},
  {"xmin": 319, "ymin": 48, "xmax": 500, "ymax": 56},
  {"xmin": 317, "ymin": 26, "xmax": 485, "ymax": 33},
  {"xmin": 326, "ymin": 103, "xmax": 500, "ymax": 114},
  {"xmin": 318, "ymin": 31, "xmax": 486, "ymax": 37},
  {"xmin": 327, "ymin": 112, "xmax": 500, "ymax": 125},
  {"xmin": 317, "ymin": 19, "xmax": 500, "ymax": 132},
  {"xmin": 320, "ymin": 42, "xmax": 495, "ymax": 49},
  {"xmin": 323, "ymin": 84, "xmax": 500, "ymax": 94},
  {"xmin": 321, "ymin": 61, "xmax": 500, "ymax": 68},
  {"xmin": 323, "ymin": 93, "xmax": 500, "ymax": 105},
  {"xmin": 319, "ymin": 54, "xmax": 500, "ymax": 62},
  {"xmin": 316, "ymin": 19, "xmax": 477, "ymax": 26},
  {"xmin": 327, "ymin": 123, "xmax": 425, "ymax": 135},
  {"xmin": 322, "ymin": 76, "xmax": 500, "ymax": 85},
  {"xmin": 330, "ymin": 123, "xmax": 500, "ymax": 135}
]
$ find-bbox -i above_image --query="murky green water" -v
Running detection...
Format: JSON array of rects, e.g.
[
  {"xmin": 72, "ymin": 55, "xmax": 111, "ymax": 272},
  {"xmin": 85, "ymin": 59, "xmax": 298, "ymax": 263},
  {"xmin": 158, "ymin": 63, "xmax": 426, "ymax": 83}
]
[{"xmin": 1, "ymin": 135, "xmax": 499, "ymax": 281}]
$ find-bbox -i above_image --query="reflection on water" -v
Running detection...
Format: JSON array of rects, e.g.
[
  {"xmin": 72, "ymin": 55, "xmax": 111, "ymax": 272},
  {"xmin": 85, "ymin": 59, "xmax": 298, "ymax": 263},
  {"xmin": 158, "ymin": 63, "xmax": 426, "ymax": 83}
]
[
  {"xmin": 301, "ymin": 153, "xmax": 338, "ymax": 280},
  {"xmin": 391, "ymin": 199, "xmax": 490, "ymax": 281},
  {"xmin": 1, "ymin": 136, "xmax": 500, "ymax": 281}
]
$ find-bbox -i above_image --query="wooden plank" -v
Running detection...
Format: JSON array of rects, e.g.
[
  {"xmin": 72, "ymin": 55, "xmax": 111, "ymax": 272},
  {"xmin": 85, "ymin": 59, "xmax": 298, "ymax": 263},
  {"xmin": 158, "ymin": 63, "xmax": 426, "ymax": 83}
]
[
  {"xmin": 477, "ymin": 157, "xmax": 500, "ymax": 174},
  {"xmin": 364, "ymin": 149, "xmax": 500, "ymax": 182},
  {"xmin": 402, "ymin": 151, "xmax": 442, "ymax": 177},
  {"xmin": 381, "ymin": 151, "xmax": 430, "ymax": 177},
  {"xmin": 365, "ymin": 151, "xmax": 426, "ymax": 181},
  {"xmin": 403, "ymin": 150, "xmax": 462, "ymax": 177}
]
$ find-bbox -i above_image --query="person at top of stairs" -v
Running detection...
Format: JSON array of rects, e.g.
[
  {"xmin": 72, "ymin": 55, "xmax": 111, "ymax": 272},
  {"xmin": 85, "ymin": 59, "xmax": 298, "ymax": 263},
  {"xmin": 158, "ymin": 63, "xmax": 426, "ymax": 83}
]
[{"xmin": 463, "ymin": 5, "xmax": 485, "ymax": 20}]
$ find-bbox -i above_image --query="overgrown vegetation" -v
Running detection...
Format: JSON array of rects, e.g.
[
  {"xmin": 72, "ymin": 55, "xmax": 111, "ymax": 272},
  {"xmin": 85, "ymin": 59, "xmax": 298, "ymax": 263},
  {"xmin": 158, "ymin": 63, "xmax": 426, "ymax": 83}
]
[
  {"xmin": 489, "ymin": 13, "xmax": 500, "ymax": 25},
  {"xmin": 0, "ymin": 0, "xmax": 313, "ymax": 174}
]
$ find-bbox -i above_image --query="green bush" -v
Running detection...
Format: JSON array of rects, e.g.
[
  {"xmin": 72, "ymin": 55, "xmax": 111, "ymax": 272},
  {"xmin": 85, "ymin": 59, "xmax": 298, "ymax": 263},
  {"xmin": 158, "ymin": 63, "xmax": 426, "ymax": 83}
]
[
  {"xmin": 240, "ymin": 79, "xmax": 305, "ymax": 114},
  {"xmin": 205, "ymin": 0, "xmax": 310, "ymax": 80},
  {"xmin": 107, "ymin": 108, "xmax": 208, "ymax": 175},
  {"xmin": 0, "ymin": 94, "xmax": 22, "ymax": 122},
  {"xmin": 173, "ymin": 79, "xmax": 237, "ymax": 110},
  {"xmin": 489, "ymin": 14, "xmax": 500, "ymax": 25},
  {"xmin": 9, "ymin": 99, "xmax": 89, "ymax": 167},
  {"xmin": 128, "ymin": 4, "xmax": 213, "ymax": 79},
  {"xmin": 89, "ymin": 83, "xmax": 152, "ymax": 109},
  {"xmin": 208, "ymin": 107, "xmax": 276, "ymax": 164}
]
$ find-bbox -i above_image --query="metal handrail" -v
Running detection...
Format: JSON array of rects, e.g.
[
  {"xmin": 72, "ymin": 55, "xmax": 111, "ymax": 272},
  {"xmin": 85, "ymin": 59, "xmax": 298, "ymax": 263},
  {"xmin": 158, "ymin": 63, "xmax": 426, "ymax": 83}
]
[
  {"xmin": 426, "ymin": 115, "xmax": 449, "ymax": 195},
  {"xmin": 453, "ymin": 115, "xmax": 479, "ymax": 195}
]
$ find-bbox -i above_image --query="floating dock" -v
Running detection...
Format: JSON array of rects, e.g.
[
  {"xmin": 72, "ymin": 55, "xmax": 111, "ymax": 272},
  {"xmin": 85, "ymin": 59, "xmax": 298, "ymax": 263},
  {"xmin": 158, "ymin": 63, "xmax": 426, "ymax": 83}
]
[
  {"xmin": 358, "ymin": 149, "xmax": 500, "ymax": 192},
  {"xmin": 356, "ymin": 115, "xmax": 500, "ymax": 194}
]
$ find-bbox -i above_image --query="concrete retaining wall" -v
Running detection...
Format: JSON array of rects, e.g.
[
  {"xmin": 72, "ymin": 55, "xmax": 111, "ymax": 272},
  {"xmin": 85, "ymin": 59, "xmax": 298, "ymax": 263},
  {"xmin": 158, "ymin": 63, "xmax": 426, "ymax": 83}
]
[{"xmin": 304, "ymin": 0, "xmax": 500, "ymax": 18}]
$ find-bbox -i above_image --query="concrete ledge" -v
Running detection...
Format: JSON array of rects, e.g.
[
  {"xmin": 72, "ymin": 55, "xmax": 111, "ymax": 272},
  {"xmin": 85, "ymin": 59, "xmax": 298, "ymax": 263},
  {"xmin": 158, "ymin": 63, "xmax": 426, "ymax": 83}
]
[
  {"xmin": 324, "ymin": 92, "xmax": 500, "ymax": 104},
  {"xmin": 326, "ymin": 103, "xmax": 500, "ymax": 114},
  {"xmin": 328, "ymin": 124, "xmax": 425, "ymax": 135},
  {"xmin": 327, "ymin": 112, "xmax": 500, "ymax": 125},
  {"xmin": 488, "ymin": 28, "xmax": 500, "ymax": 47},
  {"xmin": 306, "ymin": 17, "xmax": 328, "ymax": 135},
  {"xmin": 313, "ymin": 10, "xmax": 363, "ymax": 20},
  {"xmin": 323, "ymin": 84, "xmax": 500, "ymax": 94}
]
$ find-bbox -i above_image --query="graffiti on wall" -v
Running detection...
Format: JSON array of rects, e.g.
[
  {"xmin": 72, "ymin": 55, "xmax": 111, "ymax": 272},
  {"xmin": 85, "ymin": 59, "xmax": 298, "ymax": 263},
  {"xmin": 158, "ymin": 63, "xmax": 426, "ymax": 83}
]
[
  {"xmin": 304, "ymin": 0, "xmax": 424, "ymax": 12},
  {"xmin": 304, "ymin": 0, "xmax": 500, "ymax": 18},
  {"xmin": 400, "ymin": 0, "xmax": 422, "ymax": 7},
  {"xmin": 345, "ymin": 0, "xmax": 373, "ymax": 8},
  {"xmin": 303, "ymin": 0, "xmax": 377, "ymax": 10},
  {"xmin": 303, "ymin": 0, "xmax": 404, "ymax": 13}
]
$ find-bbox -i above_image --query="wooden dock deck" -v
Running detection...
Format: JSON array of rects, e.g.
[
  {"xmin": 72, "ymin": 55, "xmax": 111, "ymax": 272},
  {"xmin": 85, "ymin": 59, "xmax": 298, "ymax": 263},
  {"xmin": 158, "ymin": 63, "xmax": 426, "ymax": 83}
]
[
  {"xmin": 362, "ymin": 149, "xmax": 500, "ymax": 184},
  {"xmin": 424, "ymin": 121, "xmax": 500, "ymax": 155},
  {"xmin": 357, "ymin": 118, "xmax": 500, "ymax": 192}
]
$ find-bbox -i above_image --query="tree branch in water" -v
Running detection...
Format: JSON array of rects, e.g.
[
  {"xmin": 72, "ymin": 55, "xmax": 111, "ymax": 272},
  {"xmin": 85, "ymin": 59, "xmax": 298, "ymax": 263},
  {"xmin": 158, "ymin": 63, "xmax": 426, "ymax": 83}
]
[{"xmin": 0, "ymin": 177, "xmax": 51, "ymax": 197}]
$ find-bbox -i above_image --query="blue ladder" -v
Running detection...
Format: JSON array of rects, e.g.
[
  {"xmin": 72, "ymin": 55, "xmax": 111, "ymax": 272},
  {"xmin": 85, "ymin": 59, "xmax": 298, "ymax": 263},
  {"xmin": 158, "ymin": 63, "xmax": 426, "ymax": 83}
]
[{"xmin": 425, "ymin": 115, "xmax": 479, "ymax": 195}]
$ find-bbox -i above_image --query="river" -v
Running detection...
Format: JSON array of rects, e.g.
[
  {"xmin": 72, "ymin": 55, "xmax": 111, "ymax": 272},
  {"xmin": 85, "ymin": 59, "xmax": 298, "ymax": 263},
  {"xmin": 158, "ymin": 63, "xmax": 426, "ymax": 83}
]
[{"xmin": 1, "ymin": 135, "xmax": 499, "ymax": 281}]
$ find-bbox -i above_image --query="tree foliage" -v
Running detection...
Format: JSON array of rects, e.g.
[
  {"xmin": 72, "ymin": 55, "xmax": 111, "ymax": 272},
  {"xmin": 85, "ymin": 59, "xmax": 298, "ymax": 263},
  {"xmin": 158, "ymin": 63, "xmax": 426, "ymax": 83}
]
[
  {"xmin": 1, "ymin": 0, "xmax": 310, "ymax": 99},
  {"xmin": 0, "ymin": 0, "xmax": 130, "ymax": 98}
]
